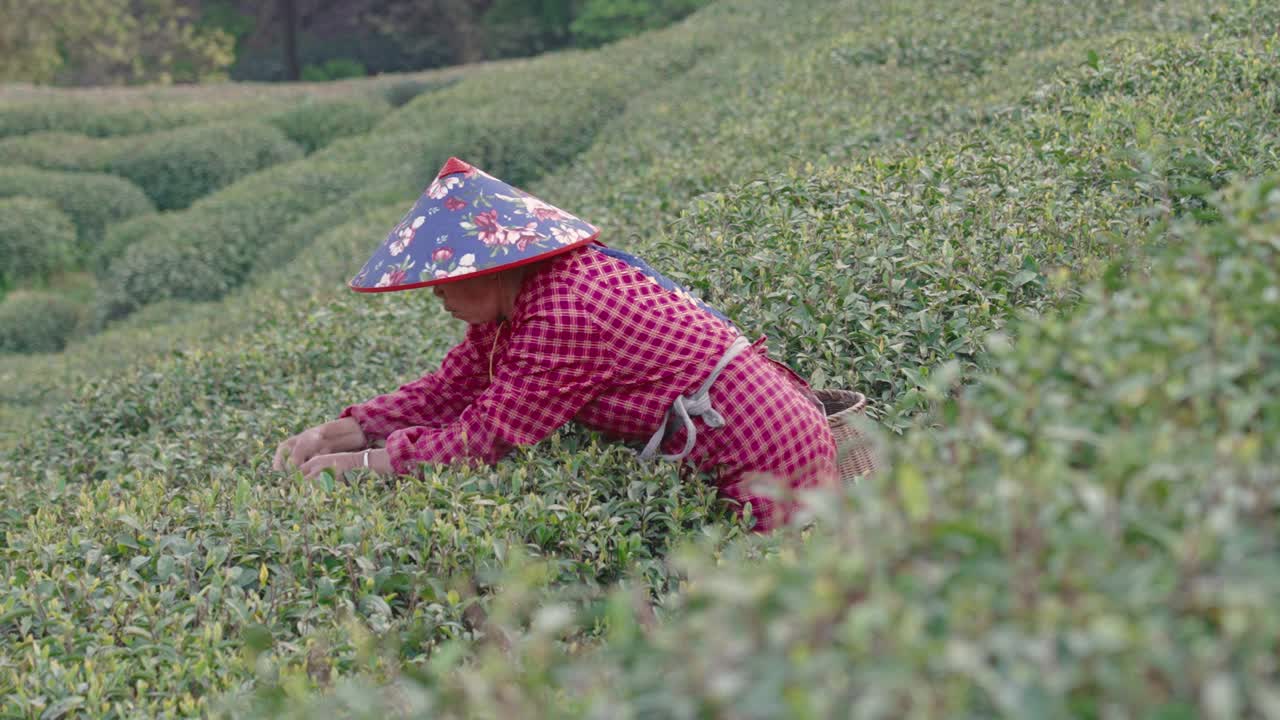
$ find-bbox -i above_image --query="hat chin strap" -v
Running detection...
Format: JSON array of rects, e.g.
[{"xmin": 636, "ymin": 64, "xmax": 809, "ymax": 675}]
[{"xmin": 496, "ymin": 266, "xmax": 531, "ymax": 321}]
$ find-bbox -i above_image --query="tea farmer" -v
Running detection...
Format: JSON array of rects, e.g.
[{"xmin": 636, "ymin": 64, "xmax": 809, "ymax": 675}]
[{"xmin": 273, "ymin": 157, "xmax": 837, "ymax": 531}]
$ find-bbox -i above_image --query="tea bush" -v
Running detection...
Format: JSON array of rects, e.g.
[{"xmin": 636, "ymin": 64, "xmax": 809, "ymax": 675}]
[
  {"xmin": 531, "ymin": 0, "xmax": 1222, "ymax": 240},
  {"xmin": 7, "ymin": 2, "xmax": 1269, "ymax": 479},
  {"xmin": 91, "ymin": 157, "xmax": 408, "ymax": 322},
  {"xmin": 571, "ymin": 0, "xmax": 711, "ymax": 48},
  {"xmin": 0, "ymin": 284, "xmax": 737, "ymax": 714},
  {"xmin": 0, "ymin": 290, "xmax": 83, "ymax": 354},
  {"xmin": 93, "ymin": 14, "xmax": 721, "ymax": 322},
  {"xmin": 0, "ymin": 97, "xmax": 239, "ymax": 139},
  {"xmin": 106, "ymin": 123, "xmax": 305, "ymax": 210},
  {"xmin": 89, "ymin": 213, "xmax": 174, "ymax": 278},
  {"xmin": 382, "ymin": 77, "xmax": 461, "ymax": 108},
  {"xmin": 0, "ymin": 156, "xmax": 470, "ymax": 416},
  {"xmin": 0, "ymin": 166, "xmax": 154, "ymax": 257},
  {"xmin": 268, "ymin": 203, "xmax": 410, "ymax": 287},
  {"xmin": 0, "ymin": 197, "xmax": 77, "ymax": 289},
  {"xmin": 0, "ymin": 74, "xmax": 455, "ymax": 140},
  {"xmin": 370, "ymin": 19, "xmax": 723, "ymax": 188},
  {"xmin": 237, "ymin": 168, "xmax": 1280, "ymax": 720},
  {"xmin": 0, "ymin": 123, "xmax": 306, "ymax": 211},
  {"xmin": 637, "ymin": 32, "xmax": 1280, "ymax": 427},
  {"xmin": 23, "ymin": 0, "xmax": 866, "ymax": 456},
  {"xmin": 0, "ymin": 131, "xmax": 115, "ymax": 171},
  {"xmin": 0, "ymin": 295, "xmax": 251, "ymax": 447},
  {"xmin": 98, "ymin": 233, "xmax": 237, "ymax": 310},
  {"xmin": 266, "ymin": 98, "xmax": 392, "ymax": 154}
]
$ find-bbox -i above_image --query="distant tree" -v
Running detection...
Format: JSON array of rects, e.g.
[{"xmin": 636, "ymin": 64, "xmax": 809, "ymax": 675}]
[
  {"xmin": 279, "ymin": 0, "xmax": 301, "ymax": 80},
  {"xmin": 0, "ymin": 0, "xmax": 70, "ymax": 83},
  {"xmin": 0, "ymin": 0, "xmax": 235, "ymax": 85},
  {"xmin": 259, "ymin": 0, "xmax": 379, "ymax": 81},
  {"xmin": 367, "ymin": 0, "xmax": 496, "ymax": 66},
  {"xmin": 481, "ymin": 0, "xmax": 577, "ymax": 58}
]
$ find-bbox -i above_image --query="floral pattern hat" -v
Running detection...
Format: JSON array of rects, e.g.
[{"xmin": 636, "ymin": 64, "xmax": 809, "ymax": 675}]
[{"xmin": 350, "ymin": 157, "xmax": 600, "ymax": 293}]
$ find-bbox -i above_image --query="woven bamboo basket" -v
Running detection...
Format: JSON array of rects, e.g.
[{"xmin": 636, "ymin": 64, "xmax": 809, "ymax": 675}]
[{"xmin": 813, "ymin": 389, "xmax": 878, "ymax": 482}]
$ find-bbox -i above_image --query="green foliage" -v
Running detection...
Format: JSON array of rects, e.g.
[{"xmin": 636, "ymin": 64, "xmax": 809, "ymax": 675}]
[
  {"xmin": 89, "ymin": 213, "xmax": 173, "ymax": 278},
  {"xmin": 382, "ymin": 77, "xmax": 458, "ymax": 108},
  {"xmin": 571, "ymin": 0, "xmax": 711, "ymax": 48},
  {"xmin": 0, "ymin": 99, "xmax": 226, "ymax": 140},
  {"xmin": 481, "ymin": 0, "xmax": 577, "ymax": 58},
  {"xmin": 374, "ymin": 24, "xmax": 715, "ymax": 186},
  {"xmin": 0, "ymin": 124, "xmax": 306, "ymax": 211},
  {"xmin": 0, "ymin": 290, "xmax": 83, "ymax": 353},
  {"xmin": 369, "ymin": 0, "xmax": 711, "ymax": 65},
  {"xmin": 1, "ymin": 1, "xmax": 1279, "ymax": 715},
  {"xmin": 0, "ymin": 283, "xmax": 737, "ymax": 714},
  {"xmin": 0, "ymin": 197, "xmax": 77, "ymax": 289},
  {"xmin": 546, "ymin": 18, "xmax": 1278, "ymax": 428},
  {"xmin": 0, "ymin": 166, "xmax": 154, "ymax": 258},
  {"xmin": 265, "ymin": 203, "xmax": 409, "ymax": 287},
  {"xmin": 199, "ymin": 0, "xmax": 256, "ymax": 49},
  {"xmin": 0, "ymin": 75, "xmax": 444, "ymax": 140},
  {"xmin": 239, "ymin": 169, "xmax": 1280, "ymax": 720},
  {"xmin": 96, "ymin": 233, "xmax": 236, "ymax": 316},
  {"xmin": 91, "ymin": 160, "xmax": 380, "ymax": 323},
  {"xmin": 267, "ymin": 98, "xmax": 392, "ymax": 154},
  {"xmin": 655, "ymin": 31, "xmax": 1280, "ymax": 428},
  {"xmin": 0, "ymin": 0, "xmax": 234, "ymax": 86},
  {"xmin": 105, "ymin": 122, "xmax": 305, "ymax": 210},
  {"xmin": 301, "ymin": 58, "xmax": 368, "ymax": 83},
  {"xmin": 0, "ymin": 131, "xmax": 115, "ymax": 171},
  {"xmin": 94, "ymin": 16, "xmax": 714, "ymax": 323}
]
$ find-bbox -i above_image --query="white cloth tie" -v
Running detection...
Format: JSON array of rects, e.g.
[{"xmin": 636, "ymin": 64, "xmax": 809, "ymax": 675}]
[{"xmin": 639, "ymin": 335, "xmax": 751, "ymax": 462}]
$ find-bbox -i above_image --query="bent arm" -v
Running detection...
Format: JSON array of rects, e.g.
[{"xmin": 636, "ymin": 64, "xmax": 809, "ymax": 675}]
[
  {"xmin": 317, "ymin": 417, "xmax": 368, "ymax": 451},
  {"xmin": 338, "ymin": 322, "xmax": 499, "ymax": 442},
  {"xmin": 383, "ymin": 296, "xmax": 612, "ymax": 473}
]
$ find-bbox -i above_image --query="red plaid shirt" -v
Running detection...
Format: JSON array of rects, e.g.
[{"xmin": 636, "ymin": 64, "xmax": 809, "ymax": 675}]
[{"xmin": 341, "ymin": 246, "xmax": 836, "ymax": 530}]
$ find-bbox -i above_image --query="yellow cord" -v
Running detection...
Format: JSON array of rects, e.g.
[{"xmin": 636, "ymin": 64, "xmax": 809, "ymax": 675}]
[{"xmin": 489, "ymin": 320, "xmax": 506, "ymax": 383}]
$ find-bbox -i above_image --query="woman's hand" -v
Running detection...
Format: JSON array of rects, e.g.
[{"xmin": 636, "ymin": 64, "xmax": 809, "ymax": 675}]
[
  {"xmin": 300, "ymin": 452, "xmax": 360, "ymax": 481},
  {"xmin": 273, "ymin": 418, "xmax": 368, "ymax": 471},
  {"xmin": 300, "ymin": 449, "xmax": 393, "ymax": 480}
]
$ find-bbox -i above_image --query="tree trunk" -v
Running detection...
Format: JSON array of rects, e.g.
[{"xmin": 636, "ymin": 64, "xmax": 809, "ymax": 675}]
[
  {"xmin": 280, "ymin": 0, "xmax": 300, "ymax": 81},
  {"xmin": 444, "ymin": 0, "xmax": 491, "ymax": 64}
]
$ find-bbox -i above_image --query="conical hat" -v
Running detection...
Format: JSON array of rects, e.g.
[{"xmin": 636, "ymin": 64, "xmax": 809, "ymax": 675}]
[{"xmin": 349, "ymin": 157, "xmax": 600, "ymax": 293}]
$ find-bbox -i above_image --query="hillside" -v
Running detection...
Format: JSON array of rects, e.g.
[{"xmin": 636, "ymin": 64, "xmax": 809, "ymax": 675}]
[{"xmin": 1, "ymin": 0, "xmax": 1278, "ymax": 716}]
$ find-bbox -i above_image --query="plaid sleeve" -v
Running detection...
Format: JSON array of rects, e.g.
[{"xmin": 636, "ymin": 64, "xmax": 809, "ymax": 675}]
[
  {"xmin": 383, "ymin": 290, "xmax": 612, "ymax": 472},
  {"xmin": 338, "ymin": 323, "xmax": 497, "ymax": 443}
]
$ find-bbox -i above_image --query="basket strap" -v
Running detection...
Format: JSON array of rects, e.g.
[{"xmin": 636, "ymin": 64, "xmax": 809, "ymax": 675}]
[
  {"xmin": 594, "ymin": 246, "xmax": 739, "ymax": 332},
  {"xmin": 639, "ymin": 335, "xmax": 751, "ymax": 462}
]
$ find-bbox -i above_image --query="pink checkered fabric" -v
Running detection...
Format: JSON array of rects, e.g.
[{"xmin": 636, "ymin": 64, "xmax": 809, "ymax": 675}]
[{"xmin": 340, "ymin": 245, "xmax": 837, "ymax": 531}]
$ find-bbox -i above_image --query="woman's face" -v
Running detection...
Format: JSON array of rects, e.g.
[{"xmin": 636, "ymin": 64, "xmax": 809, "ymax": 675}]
[{"xmin": 432, "ymin": 274, "xmax": 503, "ymax": 324}]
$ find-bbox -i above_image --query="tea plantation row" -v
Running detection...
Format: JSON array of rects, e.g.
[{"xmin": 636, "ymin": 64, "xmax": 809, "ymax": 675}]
[
  {"xmin": 0, "ymin": 73, "xmax": 458, "ymax": 140},
  {"xmin": 0, "ymin": 76, "xmax": 456, "ymax": 352},
  {"xmin": 0, "ymin": 0, "xmax": 803, "ymax": 430},
  {"xmin": 1, "ymin": 124, "xmax": 305, "ymax": 212},
  {"xmin": 5, "ymin": 0, "xmax": 1272, "ymax": 428}
]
